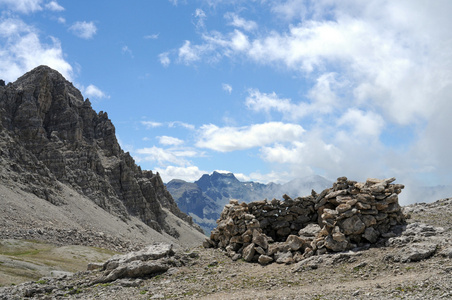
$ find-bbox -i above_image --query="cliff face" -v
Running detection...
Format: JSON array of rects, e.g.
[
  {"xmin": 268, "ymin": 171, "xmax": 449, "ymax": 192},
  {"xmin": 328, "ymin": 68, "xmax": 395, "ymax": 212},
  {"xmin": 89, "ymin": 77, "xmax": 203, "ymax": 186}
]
[{"xmin": 0, "ymin": 65, "xmax": 201, "ymax": 236}]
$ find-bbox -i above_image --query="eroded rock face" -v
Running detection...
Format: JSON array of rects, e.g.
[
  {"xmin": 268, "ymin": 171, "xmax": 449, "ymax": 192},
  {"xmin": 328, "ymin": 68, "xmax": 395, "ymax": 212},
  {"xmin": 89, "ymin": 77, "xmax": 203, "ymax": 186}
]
[
  {"xmin": 0, "ymin": 66, "xmax": 201, "ymax": 236},
  {"xmin": 206, "ymin": 176, "xmax": 406, "ymax": 264}
]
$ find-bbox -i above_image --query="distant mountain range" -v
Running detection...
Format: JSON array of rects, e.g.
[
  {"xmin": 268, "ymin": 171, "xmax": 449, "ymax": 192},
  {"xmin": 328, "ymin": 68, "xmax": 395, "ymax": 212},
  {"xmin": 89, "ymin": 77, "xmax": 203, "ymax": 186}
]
[{"xmin": 166, "ymin": 172, "xmax": 332, "ymax": 235}]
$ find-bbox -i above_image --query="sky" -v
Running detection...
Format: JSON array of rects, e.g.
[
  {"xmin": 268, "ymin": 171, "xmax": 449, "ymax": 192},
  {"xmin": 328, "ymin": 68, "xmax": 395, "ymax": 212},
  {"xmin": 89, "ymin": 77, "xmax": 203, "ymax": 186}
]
[{"xmin": 1, "ymin": 0, "xmax": 452, "ymax": 204}]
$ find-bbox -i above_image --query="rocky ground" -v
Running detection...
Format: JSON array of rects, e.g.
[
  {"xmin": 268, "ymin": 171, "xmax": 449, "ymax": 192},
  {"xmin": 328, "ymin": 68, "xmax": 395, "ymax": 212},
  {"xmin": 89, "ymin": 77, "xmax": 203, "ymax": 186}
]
[{"xmin": 0, "ymin": 198, "xmax": 451, "ymax": 299}]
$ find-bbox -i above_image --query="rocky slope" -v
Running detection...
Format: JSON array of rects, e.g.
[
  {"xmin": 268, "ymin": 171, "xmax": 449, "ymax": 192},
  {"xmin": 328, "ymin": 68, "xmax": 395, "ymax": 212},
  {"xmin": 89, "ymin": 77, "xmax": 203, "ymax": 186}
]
[
  {"xmin": 167, "ymin": 172, "xmax": 332, "ymax": 234},
  {"xmin": 0, "ymin": 66, "xmax": 204, "ymax": 247},
  {"xmin": 1, "ymin": 197, "xmax": 451, "ymax": 299}
]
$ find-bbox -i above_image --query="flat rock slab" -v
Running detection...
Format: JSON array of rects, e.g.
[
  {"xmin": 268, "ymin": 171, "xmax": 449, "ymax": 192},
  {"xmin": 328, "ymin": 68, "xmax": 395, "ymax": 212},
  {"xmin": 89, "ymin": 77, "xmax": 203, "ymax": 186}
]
[
  {"xmin": 397, "ymin": 242, "xmax": 438, "ymax": 262},
  {"xmin": 103, "ymin": 243, "xmax": 173, "ymax": 270}
]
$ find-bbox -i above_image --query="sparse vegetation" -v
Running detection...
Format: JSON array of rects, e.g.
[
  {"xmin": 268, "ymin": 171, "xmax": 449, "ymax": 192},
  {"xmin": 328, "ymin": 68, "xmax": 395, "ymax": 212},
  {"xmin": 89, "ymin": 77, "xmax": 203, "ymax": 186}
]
[{"xmin": 35, "ymin": 279, "xmax": 47, "ymax": 284}]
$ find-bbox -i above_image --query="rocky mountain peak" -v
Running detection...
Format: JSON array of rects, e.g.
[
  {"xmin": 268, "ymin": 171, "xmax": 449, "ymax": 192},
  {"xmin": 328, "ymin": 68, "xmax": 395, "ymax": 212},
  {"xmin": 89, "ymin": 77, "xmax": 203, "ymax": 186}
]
[
  {"xmin": 0, "ymin": 65, "xmax": 202, "ymax": 238},
  {"xmin": 196, "ymin": 171, "xmax": 240, "ymax": 190}
]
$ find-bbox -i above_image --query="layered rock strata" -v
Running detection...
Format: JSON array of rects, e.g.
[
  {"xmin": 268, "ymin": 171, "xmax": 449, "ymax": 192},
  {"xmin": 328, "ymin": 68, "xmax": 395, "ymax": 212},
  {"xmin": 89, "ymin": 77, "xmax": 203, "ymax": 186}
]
[
  {"xmin": 206, "ymin": 177, "xmax": 406, "ymax": 264},
  {"xmin": 0, "ymin": 66, "xmax": 201, "ymax": 237}
]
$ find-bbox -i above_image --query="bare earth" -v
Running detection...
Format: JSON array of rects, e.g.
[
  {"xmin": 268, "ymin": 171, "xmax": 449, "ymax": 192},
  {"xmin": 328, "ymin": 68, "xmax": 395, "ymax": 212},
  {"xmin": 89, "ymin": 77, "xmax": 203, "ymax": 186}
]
[{"xmin": 1, "ymin": 198, "xmax": 452, "ymax": 299}]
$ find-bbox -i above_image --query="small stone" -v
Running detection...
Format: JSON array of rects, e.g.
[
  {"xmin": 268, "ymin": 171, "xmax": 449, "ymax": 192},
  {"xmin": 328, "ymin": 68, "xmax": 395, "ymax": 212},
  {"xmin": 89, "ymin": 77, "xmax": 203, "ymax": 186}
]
[
  {"xmin": 275, "ymin": 251, "xmax": 293, "ymax": 264},
  {"xmin": 258, "ymin": 255, "xmax": 274, "ymax": 265}
]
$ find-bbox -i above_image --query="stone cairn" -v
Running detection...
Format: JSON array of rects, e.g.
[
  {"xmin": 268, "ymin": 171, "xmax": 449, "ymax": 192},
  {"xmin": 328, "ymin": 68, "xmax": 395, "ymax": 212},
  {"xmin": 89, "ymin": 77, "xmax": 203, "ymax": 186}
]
[{"xmin": 205, "ymin": 177, "xmax": 406, "ymax": 265}]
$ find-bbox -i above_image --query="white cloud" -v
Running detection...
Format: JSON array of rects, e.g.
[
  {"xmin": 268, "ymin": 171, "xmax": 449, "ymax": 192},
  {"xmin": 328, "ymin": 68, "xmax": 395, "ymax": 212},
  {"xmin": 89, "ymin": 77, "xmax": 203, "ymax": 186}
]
[
  {"xmin": 173, "ymin": 1, "xmax": 452, "ymax": 127},
  {"xmin": 0, "ymin": 17, "xmax": 72, "ymax": 82},
  {"xmin": 270, "ymin": 0, "xmax": 307, "ymax": 21},
  {"xmin": 136, "ymin": 146, "xmax": 189, "ymax": 166},
  {"xmin": 144, "ymin": 33, "xmax": 159, "ymax": 40},
  {"xmin": 135, "ymin": 145, "xmax": 202, "ymax": 171},
  {"xmin": 248, "ymin": 170, "xmax": 295, "ymax": 184},
  {"xmin": 155, "ymin": 166, "xmax": 207, "ymax": 183},
  {"xmin": 196, "ymin": 122, "xmax": 305, "ymax": 152},
  {"xmin": 177, "ymin": 30, "xmax": 251, "ymax": 64},
  {"xmin": 84, "ymin": 84, "xmax": 108, "ymax": 99},
  {"xmin": 141, "ymin": 120, "xmax": 195, "ymax": 130},
  {"xmin": 194, "ymin": 8, "xmax": 207, "ymax": 29},
  {"xmin": 222, "ymin": 83, "xmax": 232, "ymax": 94},
  {"xmin": 57, "ymin": 17, "xmax": 66, "ymax": 24},
  {"xmin": 246, "ymin": 89, "xmax": 298, "ymax": 117},
  {"xmin": 214, "ymin": 170, "xmax": 250, "ymax": 182},
  {"xmin": 69, "ymin": 21, "xmax": 97, "ymax": 39},
  {"xmin": 121, "ymin": 45, "xmax": 133, "ymax": 58},
  {"xmin": 158, "ymin": 136, "xmax": 184, "ymax": 146},
  {"xmin": 141, "ymin": 121, "xmax": 163, "ymax": 129},
  {"xmin": 168, "ymin": 121, "xmax": 195, "ymax": 130},
  {"xmin": 230, "ymin": 29, "xmax": 250, "ymax": 51},
  {"xmin": 168, "ymin": 0, "xmax": 187, "ymax": 6},
  {"xmin": 159, "ymin": 52, "xmax": 171, "ymax": 67},
  {"xmin": 225, "ymin": 12, "xmax": 257, "ymax": 31},
  {"xmin": 337, "ymin": 109, "xmax": 385, "ymax": 138},
  {"xmin": 0, "ymin": 0, "xmax": 42, "ymax": 14},
  {"xmin": 45, "ymin": 1, "xmax": 64, "ymax": 11},
  {"xmin": 159, "ymin": 1, "xmax": 452, "ymax": 197},
  {"xmin": 245, "ymin": 74, "xmax": 342, "ymax": 121},
  {"xmin": 233, "ymin": 173, "xmax": 250, "ymax": 182},
  {"xmin": 178, "ymin": 40, "xmax": 201, "ymax": 64}
]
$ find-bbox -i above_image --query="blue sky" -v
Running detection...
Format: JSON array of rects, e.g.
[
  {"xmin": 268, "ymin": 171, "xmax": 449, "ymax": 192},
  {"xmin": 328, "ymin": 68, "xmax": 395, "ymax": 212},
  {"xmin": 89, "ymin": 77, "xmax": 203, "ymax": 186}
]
[{"xmin": 1, "ymin": 0, "xmax": 452, "ymax": 204}]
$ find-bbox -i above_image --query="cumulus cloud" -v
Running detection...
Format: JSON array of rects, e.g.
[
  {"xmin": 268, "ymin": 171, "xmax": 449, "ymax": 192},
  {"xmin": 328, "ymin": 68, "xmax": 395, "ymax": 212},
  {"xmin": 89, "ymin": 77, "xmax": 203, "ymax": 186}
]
[
  {"xmin": 337, "ymin": 109, "xmax": 385, "ymax": 138},
  {"xmin": 248, "ymin": 171, "xmax": 289, "ymax": 184},
  {"xmin": 45, "ymin": 1, "xmax": 64, "ymax": 11},
  {"xmin": 134, "ymin": 143, "xmax": 203, "ymax": 176},
  {"xmin": 194, "ymin": 8, "xmax": 207, "ymax": 29},
  {"xmin": 196, "ymin": 122, "xmax": 305, "ymax": 152},
  {"xmin": 177, "ymin": 29, "xmax": 252, "ymax": 64},
  {"xmin": 225, "ymin": 12, "xmax": 257, "ymax": 31},
  {"xmin": 136, "ymin": 146, "xmax": 190, "ymax": 166},
  {"xmin": 0, "ymin": 0, "xmax": 42, "ymax": 14},
  {"xmin": 211, "ymin": 170, "xmax": 250, "ymax": 181},
  {"xmin": 178, "ymin": 40, "xmax": 202, "ymax": 64},
  {"xmin": 141, "ymin": 120, "xmax": 195, "ymax": 130},
  {"xmin": 246, "ymin": 74, "xmax": 343, "ymax": 121},
  {"xmin": 141, "ymin": 121, "xmax": 163, "ymax": 129},
  {"xmin": 69, "ymin": 21, "xmax": 97, "ymax": 39},
  {"xmin": 222, "ymin": 83, "xmax": 232, "ymax": 94},
  {"xmin": 170, "ymin": 1, "xmax": 452, "ymax": 191},
  {"xmin": 155, "ymin": 166, "xmax": 207, "ymax": 183},
  {"xmin": 270, "ymin": 0, "xmax": 307, "ymax": 21},
  {"xmin": 84, "ymin": 84, "xmax": 108, "ymax": 99},
  {"xmin": 158, "ymin": 136, "xmax": 184, "ymax": 146},
  {"xmin": 159, "ymin": 52, "xmax": 171, "ymax": 67},
  {"xmin": 246, "ymin": 89, "xmax": 300, "ymax": 118},
  {"xmin": 168, "ymin": 121, "xmax": 195, "ymax": 130},
  {"xmin": 0, "ymin": 16, "xmax": 72, "ymax": 82},
  {"xmin": 172, "ymin": 1, "xmax": 452, "ymax": 125}
]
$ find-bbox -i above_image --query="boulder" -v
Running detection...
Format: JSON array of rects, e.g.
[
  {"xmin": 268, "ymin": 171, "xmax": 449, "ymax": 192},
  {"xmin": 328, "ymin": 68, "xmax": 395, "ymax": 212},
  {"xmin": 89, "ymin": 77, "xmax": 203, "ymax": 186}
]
[
  {"xmin": 285, "ymin": 235, "xmax": 307, "ymax": 251},
  {"xmin": 341, "ymin": 215, "xmax": 366, "ymax": 235},
  {"xmin": 258, "ymin": 255, "xmax": 273, "ymax": 265},
  {"xmin": 252, "ymin": 230, "xmax": 269, "ymax": 249},
  {"xmin": 242, "ymin": 243, "xmax": 256, "ymax": 262}
]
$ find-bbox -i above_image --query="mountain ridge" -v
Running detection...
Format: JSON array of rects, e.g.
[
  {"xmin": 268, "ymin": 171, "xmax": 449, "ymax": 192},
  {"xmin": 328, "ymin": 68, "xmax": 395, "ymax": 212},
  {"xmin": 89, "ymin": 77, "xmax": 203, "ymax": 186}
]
[{"xmin": 0, "ymin": 65, "xmax": 204, "ymax": 248}]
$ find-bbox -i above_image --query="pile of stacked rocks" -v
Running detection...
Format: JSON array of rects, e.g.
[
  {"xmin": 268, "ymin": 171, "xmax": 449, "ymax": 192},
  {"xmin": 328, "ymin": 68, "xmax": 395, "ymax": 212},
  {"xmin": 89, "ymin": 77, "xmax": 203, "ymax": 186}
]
[{"xmin": 205, "ymin": 177, "xmax": 406, "ymax": 265}]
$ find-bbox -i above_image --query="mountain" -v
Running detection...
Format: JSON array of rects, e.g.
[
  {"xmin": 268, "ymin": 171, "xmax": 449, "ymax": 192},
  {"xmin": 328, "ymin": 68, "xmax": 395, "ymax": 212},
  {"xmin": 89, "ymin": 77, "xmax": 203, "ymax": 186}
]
[
  {"xmin": 167, "ymin": 171, "xmax": 332, "ymax": 234},
  {"xmin": 166, "ymin": 179, "xmax": 220, "ymax": 235},
  {"xmin": 0, "ymin": 66, "xmax": 204, "ymax": 247}
]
